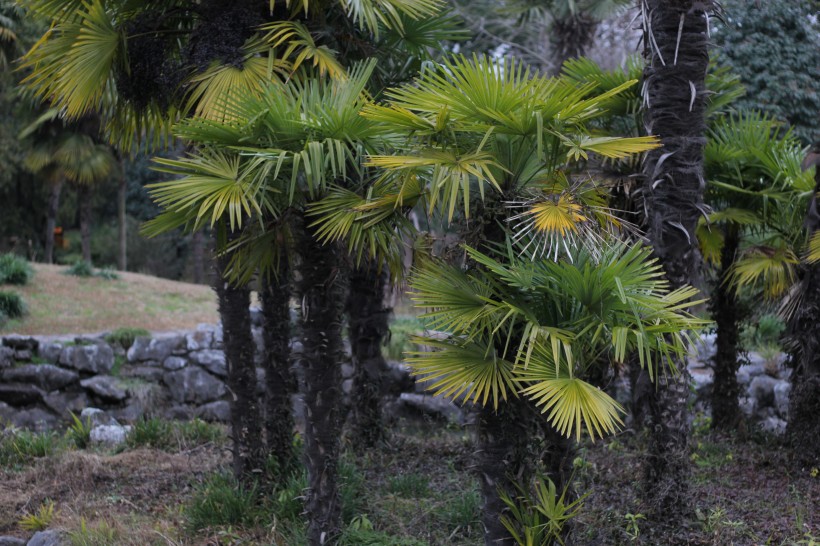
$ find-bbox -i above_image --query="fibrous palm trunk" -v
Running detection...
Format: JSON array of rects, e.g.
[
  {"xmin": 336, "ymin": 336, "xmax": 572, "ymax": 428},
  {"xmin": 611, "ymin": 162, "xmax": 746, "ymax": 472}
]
[
  {"xmin": 214, "ymin": 231, "xmax": 265, "ymax": 484},
  {"xmin": 551, "ymin": 12, "xmax": 598, "ymax": 73},
  {"xmin": 79, "ymin": 184, "xmax": 92, "ymax": 264},
  {"xmin": 346, "ymin": 264, "xmax": 390, "ymax": 447},
  {"xmin": 785, "ymin": 149, "xmax": 820, "ymax": 466},
  {"xmin": 640, "ymin": 0, "xmax": 710, "ymax": 521},
  {"xmin": 44, "ymin": 178, "xmax": 63, "ymax": 264},
  {"xmin": 260, "ymin": 260, "xmax": 296, "ymax": 479},
  {"xmin": 711, "ymin": 225, "xmax": 743, "ymax": 430},
  {"xmin": 117, "ymin": 160, "xmax": 127, "ymax": 271},
  {"xmin": 298, "ymin": 226, "xmax": 347, "ymax": 544}
]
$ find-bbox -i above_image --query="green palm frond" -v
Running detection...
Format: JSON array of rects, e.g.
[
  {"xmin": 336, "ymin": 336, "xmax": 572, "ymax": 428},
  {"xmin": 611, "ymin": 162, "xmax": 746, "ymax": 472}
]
[
  {"xmin": 729, "ymin": 245, "xmax": 799, "ymax": 299},
  {"xmin": 517, "ymin": 355, "xmax": 624, "ymax": 442},
  {"xmin": 339, "ymin": 0, "xmax": 443, "ymax": 35},
  {"xmin": 808, "ymin": 231, "xmax": 820, "ymax": 264},
  {"xmin": 262, "ymin": 21, "xmax": 346, "ymax": 78},
  {"xmin": 406, "ymin": 337, "xmax": 517, "ymax": 410},
  {"xmin": 148, "ymin": 149, "xmax": 279, "ymax": 231},
  {"xmin": 21, "ymin": 0, "xmax": 120, "ymax": 118}
]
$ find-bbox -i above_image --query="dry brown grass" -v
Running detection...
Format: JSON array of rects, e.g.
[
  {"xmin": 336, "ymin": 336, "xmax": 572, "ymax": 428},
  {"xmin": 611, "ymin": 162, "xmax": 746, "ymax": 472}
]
[{"xmin": 0, "ymin": 264, "xmax": 218, "ymax": 335}]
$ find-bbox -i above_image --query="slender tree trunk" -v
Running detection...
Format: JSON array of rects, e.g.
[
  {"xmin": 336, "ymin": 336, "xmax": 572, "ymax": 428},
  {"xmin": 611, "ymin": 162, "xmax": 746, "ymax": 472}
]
[
  {"xmin": 477, "ymin": 402, "xmax": 531, "ymax": 546},
  {"xmin": 346, "ymin": 264, "xmax": 390, "ymax": 447},
  {"xmin": 711, "ymin": 226, "xmax": 743, "ymax": 430},
  {"xmin": 117, "ymin": 160, "xmax": 127, "ymax": 271},
  {"xmin": 214, "ymin": 230, "xmax": 265, "ymax": 484},
  {"xmin": 640, "ymin": 0, "xmax": 710, "ymax": 521},
  {"xmin": 44, "ymin": 179, "xmax": 63, "ymax": 265},
  {"xmin": 786, "ymin": 148, "xmax": 820, "ymax": 466},
  {"xmin": 191, "ymin": 230, "xmax": 205, "ymax": 284},
  {"xmin": 298, "ymin": 226, "xmax": 347, "ymax": 545},
  {"xmin": 551, "ymin": 13, "xmax": 598, "ymax": 73},
  {"xmin": 260, "ymin": 260, "xmax": 296, "ymax": 479},
  {"xmin": 79, "ymin": 184, "xmax": 93, "ymax": 264}
]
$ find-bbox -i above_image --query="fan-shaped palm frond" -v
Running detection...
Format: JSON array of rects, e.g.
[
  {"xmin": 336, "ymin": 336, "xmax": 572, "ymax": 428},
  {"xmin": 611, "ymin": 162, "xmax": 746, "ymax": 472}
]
[
  {"xmin": 408, "ymin": 242, "xmax": 705, "ymax": 440},
  {"xmin": 729, "ymin": 245, "xmax": 799, "ymax": 299}
]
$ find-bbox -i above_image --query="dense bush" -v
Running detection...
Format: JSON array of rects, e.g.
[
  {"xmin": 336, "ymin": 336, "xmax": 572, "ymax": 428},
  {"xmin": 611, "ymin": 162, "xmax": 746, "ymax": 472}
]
[
  {"xmin": 0, "ymin": 252, "xmax": 33, "ymax": 285},
  {"xmin": 713, "ymin": 0, "xmax": 820, "ymax": 144},
  {"xmin": 63, "ymin": 260, "xmax": 94, "ymax": 277},
  {"xmin": 0, "ymin": 290, "xmax": 26, "ymax": 318}
]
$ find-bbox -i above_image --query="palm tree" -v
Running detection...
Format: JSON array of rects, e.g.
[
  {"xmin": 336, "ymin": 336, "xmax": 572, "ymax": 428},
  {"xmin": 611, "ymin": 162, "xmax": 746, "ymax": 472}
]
[
  {"xmin": 786, "ymin": 144, "xmax": 820, "ymax": 465},
  {"xmin": 312, "ymin": 54, "xmax": 664, "ymax": 543},
  {"xmin": 19, "ymin": 108, "xmax": 117, "ymax": 264},
  {"xmin": 408, "ymin": 243, "xmax": 704, "ymax": 542},
  {"xmin": 0, "ymin": 0, "xmax": 21, "ymax": 71},
  {"xmin": 699, "ymin": 113, "xmax": 813, "ymax": 430},
  {"xmin": 638, "ymin": 0, "xmax": 713, "ymax": 521}
]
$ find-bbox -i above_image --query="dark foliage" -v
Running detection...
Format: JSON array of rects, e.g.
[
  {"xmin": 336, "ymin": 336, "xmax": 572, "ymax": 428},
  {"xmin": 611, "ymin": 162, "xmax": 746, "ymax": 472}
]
[{"xmin": 713, "ymin": 0, "xmax": 820, "ymax": 145}]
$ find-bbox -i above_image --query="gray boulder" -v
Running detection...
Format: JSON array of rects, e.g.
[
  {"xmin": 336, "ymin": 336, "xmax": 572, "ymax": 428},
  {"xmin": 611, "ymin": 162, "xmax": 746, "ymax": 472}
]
[
  {"xmin": 90, "ymin": 424, "xmax": 131, "ymax": 446},
  {"xmin": 185, "ymin": 329, "xmax": 214, "ymax": 352},
  {"xmin": 0, "ymin": 346, "xmax": 14, "ymax": 369},
  {"xmin": 2, "ymin": 335, "xmax": 38, "ymax": 352},
  {"xmin": 80, "ymin": 408, "xmax": 120, "ymax": 427},
  {"xmin": 689, "ymin": 367, "xmax": 714, "ymax": 395},
  {"xmin": 196, "ymin": 400, "xmax": 231, "ymax": 422},
  {"xmin": 748, "ymin": 375, "xmax": 779, "ymax": 408},
  {"xmin": 26, "ymin": 530, "xmax": 67, "ymax": 546},
  {"xmin": 249, "ymin": 306, "xmax": 264, "ymax": 327},
  {"xmin": 760, "ymin": 416, "xmax": 787, "ymax": 435},
  {"xmin": 774, "ymin": 380, "xmax": 791, "ymax": 418},
  {"xmin": 121, "ymin": 366, "xmax": 165, "ymax": 382},
  {"xmin": 165, "ymin": 405, "xmax": 193, "ymax": 421},
  {"xmin": 163, "ymin": 367, "xmax": 226, "ymax": 404},
  {"xmin": 127, "ymin": 335, "xmax": 184, "ymax": 363},
  {"xmin": 11, "ymin": 408, "xmax": 57, "ymax": 432},
  {"xmin": 397, "ymin": 393, "xmax": 465, "ymax": 424},
  {"xmin": 37, "ymin": 343, "xmax": 64, "ymax": 364},
  {"xmin": 14, "ymin": 350, "xmax": 32, "ymax": 362},
  {"xmin": 43, "ymin": 391, "xmax": 90, "ymax": 416},
  {"xmin": 189, "ymin": 350, "xmax": 226, "ymax": 377},
  {"xmin": 0, "ymin": 384, "xmax": 45, "ymax": 406},
  {"xmin": 162, "ymin": 356, "xmax": 187, "ymax": 371},
  {"xmin": 2, "ymin": 364, "xmax": 79, "ymax": 391},
  {"xmin": 80, "ymin": 376, "xmax": 128, "ymax": 402},
  {"xmin": 60, "ymin": 344, "xmax": 115, "ymax": 374},
  {"xmin": 0, "ymin": 536, "xmax": 26, "ymax": 546},
  {"xmin": 0, "ymin": 401, "xmax": 16, "ymax": 423}
]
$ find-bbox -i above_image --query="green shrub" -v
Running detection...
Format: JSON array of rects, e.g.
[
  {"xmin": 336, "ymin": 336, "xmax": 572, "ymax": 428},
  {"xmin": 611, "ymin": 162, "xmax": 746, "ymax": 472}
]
[
  {"xmin": 67, "ymin": 412, "xmax": 92, "ymax": 449},
  {"xmin": 741, "ymin": 313, "xmax": 786, "ymax": 352},
  {"xmin": 185, "ymin": 473, "xmax": 261, "ymax": 532},
  {"xmin": 176, "ymin": 419, "xmax": 224, "ymax": 448},
  {"xmin": 340, "ymin": 458, "xmax": 367, "ymax": 525},
  {"xmin": 105, "ymin": 327, "xmax": 150, "ymax": 350},
  {"xmin": 64, "ymin": 260, "xmax": 95, "ymax": 277},
  {"xmin": 19, "ymin": 499, "xmax": 55, "ymax": 532},
  {"xmin": 126, "ymin": 417, "xmax": 173, "ymax": 450},
  {"xmin": 439, "ymin": 487, "xmax": 481, "ymax": 533},
  {"xmin": 0, "ymin": 430, "xmax": 62, "ymax": 466},
  {"xmin": 0, "ymin": 290, "xmax": 26, "ymax": 319},
  {"xmin": 272, "ymin": 470, "xmax": 307, "ymax": 524},
  {"xmin": 0, "ymin": 253, "xmax": 33, "ymax": 285},
  {"xmin": 339, "ymin": 515, "xmax": 426, "ymax": 546},
  {"xmin": 95, "ymin": 267, "xmax": 119, "ymax": 280}
]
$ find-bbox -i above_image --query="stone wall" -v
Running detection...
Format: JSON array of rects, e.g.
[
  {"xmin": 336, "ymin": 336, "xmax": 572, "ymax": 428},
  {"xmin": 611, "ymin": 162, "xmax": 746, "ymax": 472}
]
[
  {"xmin": 0, "ymin": 326, "xmax": 794, "ymax": 436},
  {"xmin": 0, "ymin": 322, "xmax": 248, "ymax": 432}
]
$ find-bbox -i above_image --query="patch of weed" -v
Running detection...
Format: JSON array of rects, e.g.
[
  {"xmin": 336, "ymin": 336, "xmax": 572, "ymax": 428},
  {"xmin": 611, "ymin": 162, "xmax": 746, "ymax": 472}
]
[
  {"xmin": 387, "ymin": 473, "xmax": 430, "ymax": 498},
  {"xmin": 0, "ymin": 290, "xmax": 26, "ymax": 318},
  {"xmin": 339, "ymin": 515, "xmax": 426, "ymax": 545},
  {"xmin": 185, "ymin": 473, "xmax": 261, "ymax": 532},
  {"xmin": 340, "ymin": 458, "xmax": 368, "ymax": 524},
  {"xmin": 439, "ymin": 487, "xmax": 481, "ymax": 535},
  {"xmin": 69, "ymin": 518, "xmax": 122, "ymax": 546},
  {"xmin": 105, "ymin": 327, "xmax": 149, "ymax": 350},
  {"xmin": 126, "ymin": 417, "xmax": 173, "ymax": 450},
  {"xmin": 176, "ymin": 419, "xmax": 224, "ymax": 448},
  {"xmin": 0, "ymin": 253, "xmax": 33, "ymax": 285},
  {"xmin": 67, "ymin": 412, "xmax": 92, "ymax": 449}
]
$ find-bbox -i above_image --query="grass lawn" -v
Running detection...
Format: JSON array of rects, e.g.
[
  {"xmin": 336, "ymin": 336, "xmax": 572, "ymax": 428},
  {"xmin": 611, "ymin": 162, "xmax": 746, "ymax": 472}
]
[{"xmin": 0, "ymin": 263, "xmax": 218, "ymax": 335}]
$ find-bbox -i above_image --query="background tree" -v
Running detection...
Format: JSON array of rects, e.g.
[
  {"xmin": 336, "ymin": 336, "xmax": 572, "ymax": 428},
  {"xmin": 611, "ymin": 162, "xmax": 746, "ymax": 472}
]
[{"xmin": 712, "ymin": 0, "xmax": 820, "ymax": 145}]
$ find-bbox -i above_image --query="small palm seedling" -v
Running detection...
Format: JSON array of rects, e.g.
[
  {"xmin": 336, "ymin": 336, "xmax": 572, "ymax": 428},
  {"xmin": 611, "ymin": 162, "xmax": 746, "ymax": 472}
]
[{"xmin": 19, "ymin": 499, "xmax": 55, "ymax": 532}]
